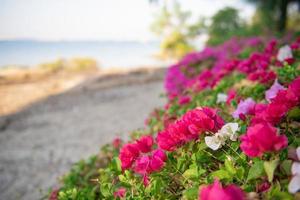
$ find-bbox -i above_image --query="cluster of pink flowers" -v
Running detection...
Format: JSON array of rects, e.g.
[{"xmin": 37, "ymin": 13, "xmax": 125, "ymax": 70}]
[
  {"xmin": 157, "ymin": 107, "xmax": 224, "ymax": 151},
  {"xmin": 119, "ymin": 135, "xmax": 166, "ymax": 186},
  {"xmin": 164, "ymin": 37, "xmax": 263, "ymax": 97},
  {"xmin": 240, "ymin": 122, "xmax": 288, "ymax": 157},
  {"xmin": 252, "ymin": 77, "xmax": 300, "ymax": 125},
  {"xmin": 240, "ymin": 77, "xmax": 300, "ymax": 157},
  {"xmin": 238, "ymin": 40, "xmax": 277, "ymax": 84},
  {"xmin": 199, "ymin": 180, "xmax": 246, "ymax": 200}
]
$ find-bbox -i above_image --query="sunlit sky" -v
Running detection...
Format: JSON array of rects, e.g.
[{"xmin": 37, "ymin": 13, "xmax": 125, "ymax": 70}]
[{"xmin": 0, "ymin": 0, "xmax": 255, "ymax": 41}]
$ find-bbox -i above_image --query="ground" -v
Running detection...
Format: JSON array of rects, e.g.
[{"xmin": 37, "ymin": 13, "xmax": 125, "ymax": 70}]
[{"xmin": 0, "ymin": 68, "xmax": 165, "ymax": 200}]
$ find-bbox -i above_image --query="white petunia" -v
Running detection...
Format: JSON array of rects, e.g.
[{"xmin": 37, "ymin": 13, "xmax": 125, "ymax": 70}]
[
  {"xmin": 218, "ymin": 122, "xmax": 239, "ymax": 141},
  {"xmin": 297, "ymin": 147, "xmax": 300, "ymax": 160},
  {"xmin": 292, "ymin": 162, "xmax": 300, "ymax": 176},
  {"xmin": 277, "ymin": 45, "xmax": 293, "ymax": 62},
  {"xmin": 205, "ymin": 123, "xmax": 239, "ymax": 150},
  {"xmin": 288, "ymin": 175, "xmax": 300, "ymax": 194},
  {"xmin": 205, "ymin": 135, "xmax": 222, "ymax": 151},
  {"xmin": 217, "ymin": 93, "xmax": 228, "ymax": 104},
  {"xmin": 288, "ymin": 147, "xmax": 300, "ymax": 194}
]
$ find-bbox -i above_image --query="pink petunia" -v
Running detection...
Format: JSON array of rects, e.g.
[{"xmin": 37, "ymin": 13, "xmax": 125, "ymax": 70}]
[
  {"xmin": 119, "ymin": 143, "xmax": 140, "ymax": 170},
  {"xmin": 240, "ymin": 122, "xmax": 288, "ymax": 157},
  {"xmin": 178, "ymin": 95, "xmax": 191, "ymax": 105},
  {"xmin": 199, "ymin": 180, "xmax": 246, "ymax": 200},
  {"xmin": 136, "ymin": 135, "xmax": 154, "ymax": 153},
  {"xmin": 114, "ymin": 187, "xmax": 126, "ymax": 198}
]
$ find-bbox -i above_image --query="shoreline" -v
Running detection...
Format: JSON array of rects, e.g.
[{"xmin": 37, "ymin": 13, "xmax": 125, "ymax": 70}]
[{"xmin": 0, "ymin": 65, "xmax": 166, "ymax": 116}]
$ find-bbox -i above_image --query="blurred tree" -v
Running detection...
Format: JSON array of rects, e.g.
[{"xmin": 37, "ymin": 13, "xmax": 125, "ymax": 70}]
[
  {"xmin": 206, "ymin": 7, "xmax": 248, "ymax": 45},
  {"xmin": 247, "ymin": 0, "xmax": 300, "ymax": 32},
  {"xmin": 151, "ymin": 1, "xmax": 198, "ymax": 58}
]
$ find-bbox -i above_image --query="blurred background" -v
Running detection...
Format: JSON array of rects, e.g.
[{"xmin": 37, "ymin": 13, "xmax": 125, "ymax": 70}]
[{"xmin": 0, "ymin": 0, "xmax": 299, "ymax": 199}]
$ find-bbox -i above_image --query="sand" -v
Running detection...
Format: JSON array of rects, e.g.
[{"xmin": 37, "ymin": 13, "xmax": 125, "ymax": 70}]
[{"xmin": 0, "ymin": 68, "xmax": 165, "ymax": 200}]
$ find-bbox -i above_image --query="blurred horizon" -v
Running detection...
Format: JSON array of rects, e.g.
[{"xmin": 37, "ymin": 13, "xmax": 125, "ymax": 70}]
[{"xmin": 0, "ymin": 0, "xmax": 255, "ymax": 42}]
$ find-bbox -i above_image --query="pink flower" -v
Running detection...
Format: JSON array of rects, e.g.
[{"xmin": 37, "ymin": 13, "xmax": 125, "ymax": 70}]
[
  {"xmin": 134, "ymin": 155, "xmax": 151, "ymax": 174},
  {"xmin": 149, "ymin": 149, "xmax": 166, "ymax": 171},
  {"xmin": 136, "ymin": 135, "xmax": 153, "ymax": 153},
  {"xmin": 119, "ymin": 143, "xmax": 140, "ymax": 170},
  {"xmin": 114, "ymin": 187, "xmax": 126, "ymax": 198},
  {"xmin": 232, "ymin": 98, "xmax": 256, "ymax": 119},
  {"xmin": 289, "ymin": 77, "xmax": 300, "ymax": 99},
  {"xmin": 48, "ymin": 189, "xmax": 59, "ymax": 200},
  {"xmin": 183, "ymin": 107, "xmax": 224, "ymax": 134},
  {"xmin": 240, "ymin": 122, "xmax": 288, "ymax": 157},
  {"xmin": 134, "ymin": 149, "xmax": 166, "ymax": 175},
  {"xmin": 199, "ymin": 180, "xmax": 245, "ymax": 200},
  {"xmin": 226, "ymin": 89, "xmax": 237, "ymax": 105},
  {"xmin": 178, "ymin": 95, "xmax": 191, "ymax": 105},
  {"xmin": 143, "ymin": 174, "xmax": 150, "ymax": 186},
  {"xmin": 157, "ymin": 107, "xmax": 224, "ymax": 151},
  {"xmin": 265, "ymin": 80, "xmax": 285, "ymax": 102},
  {"xmin": 112, "ymin": 138, "xmax": 122, "ymax": 149}
]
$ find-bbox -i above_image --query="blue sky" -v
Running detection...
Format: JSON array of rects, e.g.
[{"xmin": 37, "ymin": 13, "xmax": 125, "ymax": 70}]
[{"xmin": 0, "ymin": 0, "xmax": 255, "ymax": 41}]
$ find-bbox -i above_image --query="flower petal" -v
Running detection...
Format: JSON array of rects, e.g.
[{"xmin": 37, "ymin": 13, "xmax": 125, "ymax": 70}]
[
  {"xmin": 205, "ymin": 136, "xmax": 222, "ymax": 150},
  {"xmin": 288, "ymin": 175, "xmax": 300, "ymax": 194}
]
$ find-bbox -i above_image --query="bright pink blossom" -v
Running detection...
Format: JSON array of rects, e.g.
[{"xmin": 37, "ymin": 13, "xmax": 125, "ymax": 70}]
[
  {"xmin": 112, "ymin": 137, "xmax": 122, "ymax": 149},
  {"xmin": 183, "ymin": 107, "xmax": 225, "ymax": 134},
  {"xmin": 289, "ymin": 77, "xmax": 300, "ymax": 99},
  {"xmin": 136, "ymin": 135, "xmax": 153, "ymax": 153},
  {"xmin": 157, "ymin": 107, "xmax": 224, "ymax": 151},
  {"xmin": 199, "ymin": 180, "xmax": 245, "ymax": 200},
  {"xmin": 226, "ymin": 89, "xmax": 237, "ymax": 105},
  {"xmin": 240, "ymin": 122, "xmax": 288, "ymax": 157},
  {"xmin": 119, "ymin": 143, "xmax": 140, "ymax": 170},
  {"xmin": 134, "ymin": 149, "xmax": 166, "ymax": 175},
  {"xmin": 232, "ymin": 98, "xmax": 256, "ymax": 119},
  {"xmin": 178, "ymin": 95, "xmax": 191, "ymax": 105},
  {"xmin": 114, "ymin": 187, "xmax": 126, "ymax": 198}
]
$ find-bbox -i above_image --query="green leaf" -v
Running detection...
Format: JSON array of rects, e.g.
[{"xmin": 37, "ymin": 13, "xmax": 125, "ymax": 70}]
[
  {"xmin": 280, "ymin": 160, "xmax": 292, "ymax": 176},
  {"xmin": 264, "ymin": 159, "xmax": 279, "ymax": 182},
  {"xmin": 210, "ymin": 169, "xmax": 231, "ymax": 180},
  {"xmin": 111, "ymin": 157, "xmax": 122, "ymax": 174},
  {"xmin": 247, "ymin": 160, "xmax": 264, "ymax": 181},
  {"xmin": 100, "ymin": 183, "xmax": 112, "ymax": 197},
  {"xmin": 224, "ymin": 158, "xmax": 236, "ymax": 175},
  {"xmin": 183, "ymin": 186, "xmax": 199, "ymax": 200},
  {"xmin": 183, "ymin": 167, "xmax": 198, "ymax": 180}
]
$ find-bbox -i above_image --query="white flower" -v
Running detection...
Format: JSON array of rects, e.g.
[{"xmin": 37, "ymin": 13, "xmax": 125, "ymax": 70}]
[
  {"xmin": 217, "ymin": 93, "xmax": 228, "ymax": 104},
  {"xmin": 218, "ymin": 122, "xmax": 239, "ymax": 141},
  {"xmin": 288, "ymin": 175, "xmax": 300, "ymax": 194},
  {"xmin": 205, "ymin": 123, "xmax": 239, "ymax": 150},
  {"xmin": 288, "ymin": 147, "xmax": 300, "ymax": 194},
  {"xmin": 277, "ymin": 45, "xmax": 293, "ymax": 62},
  {"xmin": 297, "ymin": 146, "xmax": 300, "ymax": 160},
  {"xmin": 205, "ymin": 135, "xmax": 222, "ymax": 151}
]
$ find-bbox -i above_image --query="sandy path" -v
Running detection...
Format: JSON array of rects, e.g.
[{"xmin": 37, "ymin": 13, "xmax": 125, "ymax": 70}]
[{"xmin": 0, "ymin": 69, "xmax": 165, "ymax": 200}]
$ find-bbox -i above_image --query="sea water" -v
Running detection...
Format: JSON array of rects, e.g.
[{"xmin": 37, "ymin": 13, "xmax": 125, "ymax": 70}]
[{"xmin": 0, "ymin": 40, "xmax": 165, "ymax": 68}]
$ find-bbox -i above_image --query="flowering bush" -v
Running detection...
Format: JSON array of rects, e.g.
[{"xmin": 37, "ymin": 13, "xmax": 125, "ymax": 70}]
[{"xmin": 53, "ymin": 36, "xmax": 300, "ymax": 200}]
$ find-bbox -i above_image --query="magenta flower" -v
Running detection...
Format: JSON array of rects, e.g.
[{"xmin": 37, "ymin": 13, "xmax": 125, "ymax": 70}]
[
  {"xmin": 112, "ymin": 137, "xmax": 122, "ymax": 149},
  {"xmin": 119, "ymin": 143, "xmax": 140, "ymax": 170},
  {"xmin": 136, "ymin": 135, "xmax": 153, "ymax": 153},
  {"xmin": 157, "ymin": 107, "xmax": 224, "ymax": 151},
  {"xmin": 114, "ymin": 187, "xmax": 126, "ymax": 198},
  {"xmin": 178, "ymin": 95, "xmax": 191, "ymax": 105},
  {"xmin": 240, "ymin": 122, "xmax": 288, "ymax": 157},
  {"xmin": 232, "ymin": 98, "xmax": 256, "ymax": 119},
  {"xmin": 265, "ymin": 79, "xmax": 285, "ymax": 102},
  {"xmin": 199, "ymin": 180, "xmax": 246, "ymax": 200}
]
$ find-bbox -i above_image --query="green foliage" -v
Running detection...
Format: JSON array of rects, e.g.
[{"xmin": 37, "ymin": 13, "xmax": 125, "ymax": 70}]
[{"xmin": 207, "ymin": 7, "xmax": 244, "ymax": 46}]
